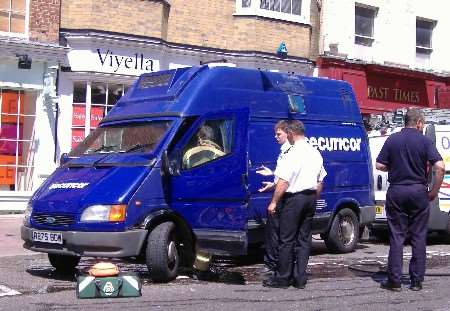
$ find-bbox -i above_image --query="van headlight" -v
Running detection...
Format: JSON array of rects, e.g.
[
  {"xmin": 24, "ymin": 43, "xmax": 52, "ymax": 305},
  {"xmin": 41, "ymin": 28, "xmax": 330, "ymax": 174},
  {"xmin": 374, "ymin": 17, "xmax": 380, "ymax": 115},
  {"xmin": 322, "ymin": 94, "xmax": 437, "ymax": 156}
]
[
  {"xmin": 23, "ymin": 203, "xmax": 33, "ymax": 226},
  {"xmin": 80, "ymin": 204, "xmax": 127, "ymax": 222}
]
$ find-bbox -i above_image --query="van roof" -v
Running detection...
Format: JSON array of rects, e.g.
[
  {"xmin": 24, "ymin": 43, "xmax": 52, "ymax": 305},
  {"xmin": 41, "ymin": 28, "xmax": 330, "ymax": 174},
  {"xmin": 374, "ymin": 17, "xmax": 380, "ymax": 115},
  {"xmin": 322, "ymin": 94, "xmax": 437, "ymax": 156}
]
[{"xmin": 102, "ymin": 66, "xmax": 362, "ymax": 124}]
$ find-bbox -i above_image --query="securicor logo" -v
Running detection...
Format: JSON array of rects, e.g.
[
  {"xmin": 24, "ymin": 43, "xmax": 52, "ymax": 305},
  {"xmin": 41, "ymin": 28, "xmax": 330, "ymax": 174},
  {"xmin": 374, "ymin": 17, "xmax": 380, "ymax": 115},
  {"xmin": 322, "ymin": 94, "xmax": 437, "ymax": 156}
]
[
  {"xmin": 306, "ymin": 137, "xmax": 362, "ymax": 152},
  {"xmin": 49, "ymin": 183, "xmax": 89, "ymax": 190}
]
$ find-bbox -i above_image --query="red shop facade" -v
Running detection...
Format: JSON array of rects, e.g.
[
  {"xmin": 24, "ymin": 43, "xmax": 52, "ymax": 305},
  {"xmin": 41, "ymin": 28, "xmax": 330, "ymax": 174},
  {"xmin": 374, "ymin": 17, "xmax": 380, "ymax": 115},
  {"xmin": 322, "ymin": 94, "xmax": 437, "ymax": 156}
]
[{"xmin": 317, "ymin": 56, "xmax": 450, "ymax": 116}]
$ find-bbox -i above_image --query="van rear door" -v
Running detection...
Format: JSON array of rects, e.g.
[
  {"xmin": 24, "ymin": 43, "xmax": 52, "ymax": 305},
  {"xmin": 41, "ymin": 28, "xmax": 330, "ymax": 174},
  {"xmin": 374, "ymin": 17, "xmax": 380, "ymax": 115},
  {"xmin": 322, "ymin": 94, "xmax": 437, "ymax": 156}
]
[{"xmin": 168, "ymin": 110, "xmax": 249, "ymax": 255}]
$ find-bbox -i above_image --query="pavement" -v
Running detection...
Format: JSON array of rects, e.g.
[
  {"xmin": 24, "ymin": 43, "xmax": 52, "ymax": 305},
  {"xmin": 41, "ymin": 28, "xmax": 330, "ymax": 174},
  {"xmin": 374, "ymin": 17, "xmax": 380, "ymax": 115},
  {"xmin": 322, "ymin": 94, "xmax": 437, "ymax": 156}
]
[{"xmin": 0, "ymin": 215, "xmax": 34, "ymax": 257}]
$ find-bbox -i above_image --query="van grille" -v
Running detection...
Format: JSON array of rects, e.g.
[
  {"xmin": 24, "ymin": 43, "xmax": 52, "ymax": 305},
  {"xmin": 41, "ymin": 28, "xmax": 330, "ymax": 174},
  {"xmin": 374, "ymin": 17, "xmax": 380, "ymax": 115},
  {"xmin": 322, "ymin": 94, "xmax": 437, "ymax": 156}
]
[{"xmin": 32, "ymin": 213, "xmax": 75, "ymax": 227}]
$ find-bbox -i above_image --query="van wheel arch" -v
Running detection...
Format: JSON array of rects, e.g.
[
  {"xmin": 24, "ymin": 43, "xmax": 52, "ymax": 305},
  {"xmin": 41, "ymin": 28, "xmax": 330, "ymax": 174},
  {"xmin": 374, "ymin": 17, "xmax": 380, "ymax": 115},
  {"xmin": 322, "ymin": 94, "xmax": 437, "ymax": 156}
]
[{"xmin": 324, "ymin": 203, "xmax": 360, "ymax": 253}]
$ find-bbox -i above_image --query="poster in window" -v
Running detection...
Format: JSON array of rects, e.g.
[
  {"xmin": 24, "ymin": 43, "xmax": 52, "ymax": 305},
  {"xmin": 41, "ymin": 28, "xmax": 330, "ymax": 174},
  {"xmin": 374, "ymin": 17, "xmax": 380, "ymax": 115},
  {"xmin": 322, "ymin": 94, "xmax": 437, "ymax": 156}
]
[
  {"xmin": 1, "ymin": 91, "xmax": 24, "ymax": 123},
  {"xmin": 0, "ymin": 155, "xmax": 16, "ymax": 185},
  {"xmin": 71, "ymin": 128, "xmax": 85, "ymax": 149},
  {"xmin": 72, "ymin": 105, "xmax": 105, "ymax": 127}
]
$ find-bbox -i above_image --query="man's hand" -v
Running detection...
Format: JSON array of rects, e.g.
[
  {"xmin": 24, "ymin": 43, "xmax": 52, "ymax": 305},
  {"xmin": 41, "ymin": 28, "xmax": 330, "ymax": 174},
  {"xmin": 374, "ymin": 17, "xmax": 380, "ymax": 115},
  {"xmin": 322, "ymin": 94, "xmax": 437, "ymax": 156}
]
[
  {"xmin": 258, "ymin": 181, "xmax": 274, "ymax": 192},
  {"xmin": 256, "ymin": 165, "xmax": 273, "ymax": 176},
  {"xmin": 376, "ymin": 162, "xmax": 388, "ymax": 172},
  {"xmin": 267, "ymin": 202, "xmax": 277, "ymax": 215},
  {"xmin": 428, "ymin": 160, "xmax": 445, "ymax": 201},
  {"xmin": 427, "ymin": 190, "xmax": 439, "ymax": 202}
]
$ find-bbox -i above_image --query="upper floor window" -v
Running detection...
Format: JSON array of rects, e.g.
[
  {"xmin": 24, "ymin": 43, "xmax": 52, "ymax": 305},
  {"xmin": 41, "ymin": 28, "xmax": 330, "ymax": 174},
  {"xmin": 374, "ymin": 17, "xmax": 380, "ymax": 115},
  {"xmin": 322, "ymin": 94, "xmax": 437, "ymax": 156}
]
[
  {"xmin": 416, "ymin": 18, "xmax": 435, "ymax": 54},
  {"xmin": 0, "ymin": 0, "xmax": 27, "ymax": 35},
  {"xmin": 260, "ymin": 0, "xmax": 301, "ymax": 15},
  {"xmin": 355, "ymin": 4, "xmax": 377, "ymax": 46},
  {"xmin": 236, "ymin": 0, "xmax": 308, "ymax": 24}
]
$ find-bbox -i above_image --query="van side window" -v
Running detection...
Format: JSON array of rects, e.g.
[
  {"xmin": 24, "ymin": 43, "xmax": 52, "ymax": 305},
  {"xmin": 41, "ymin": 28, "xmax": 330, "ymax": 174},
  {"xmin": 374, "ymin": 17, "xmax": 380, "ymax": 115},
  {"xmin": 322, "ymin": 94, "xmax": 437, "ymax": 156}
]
[
  {"xmin": 182, "ymin": 119, "xmax": 234, "ymax": 169},
  {"xmin": 288, "ymin": 94, "xmax": 306, "ymax": 113}
]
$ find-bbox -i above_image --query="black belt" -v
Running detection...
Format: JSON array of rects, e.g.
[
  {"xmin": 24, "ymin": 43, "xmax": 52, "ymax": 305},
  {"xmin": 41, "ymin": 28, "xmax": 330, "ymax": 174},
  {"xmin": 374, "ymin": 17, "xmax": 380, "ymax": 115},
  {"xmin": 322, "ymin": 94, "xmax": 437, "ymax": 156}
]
[{"xmin": 284, "ymin": 189, "xmax": 316, "ymax": 197}]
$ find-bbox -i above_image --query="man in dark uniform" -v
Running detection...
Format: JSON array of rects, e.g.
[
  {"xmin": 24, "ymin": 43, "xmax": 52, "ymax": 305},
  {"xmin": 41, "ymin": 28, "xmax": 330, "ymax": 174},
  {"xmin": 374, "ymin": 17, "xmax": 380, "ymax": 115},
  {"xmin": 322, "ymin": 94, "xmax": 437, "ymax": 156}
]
[
  {"xmin": 376, "ymin": 109, "xmax": 445, "ymax": 291},
  {"xmin": 257, "ymin": 120, "xmax": 291, "ymax": 275}
]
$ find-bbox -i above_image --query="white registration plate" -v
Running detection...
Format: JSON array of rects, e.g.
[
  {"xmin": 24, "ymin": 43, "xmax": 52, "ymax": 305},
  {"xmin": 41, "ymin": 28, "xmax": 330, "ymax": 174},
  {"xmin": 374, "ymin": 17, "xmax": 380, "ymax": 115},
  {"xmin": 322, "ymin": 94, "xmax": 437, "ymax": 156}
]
[{"xmin": 32, "ymin": 230, "xmax": 63, "ymax": 244}]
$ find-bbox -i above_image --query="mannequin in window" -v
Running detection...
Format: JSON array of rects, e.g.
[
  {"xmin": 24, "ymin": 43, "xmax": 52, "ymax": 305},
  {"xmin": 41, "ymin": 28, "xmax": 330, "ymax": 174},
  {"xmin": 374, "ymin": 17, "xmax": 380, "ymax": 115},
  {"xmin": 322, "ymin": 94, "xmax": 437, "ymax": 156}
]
[{"xmin": 183, "ymin": 125, "xmax": 225, "ymax": 169}]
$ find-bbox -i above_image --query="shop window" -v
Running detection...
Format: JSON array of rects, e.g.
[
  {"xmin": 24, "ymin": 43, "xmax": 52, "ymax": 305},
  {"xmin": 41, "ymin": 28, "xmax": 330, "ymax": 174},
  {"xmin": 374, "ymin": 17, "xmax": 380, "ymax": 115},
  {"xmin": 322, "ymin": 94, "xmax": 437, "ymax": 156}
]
[
  {"xmin": 416, "ymin": 18, "xmax": 435, "ymax": 55},
  {"xmin": 355, "ymin": 4, "xmax": 377, "ymax": 46},
  {"xmin": 236, "ymin": 0, "xmax": 307, "ymax": 24},
  {"xmin": 0, "ymin": 0, "xmax": 27, "ymax": 35},
  {"xmin": 0, "ymin": 89, "xmax": 36, "ymax": 191},
  {"xmin": 182, "ymin": 119, "xmax": 234, "ymax": 170},
  {"xmin": 71, "ymin": 82, "xmax": 129, "ymax": 149}
]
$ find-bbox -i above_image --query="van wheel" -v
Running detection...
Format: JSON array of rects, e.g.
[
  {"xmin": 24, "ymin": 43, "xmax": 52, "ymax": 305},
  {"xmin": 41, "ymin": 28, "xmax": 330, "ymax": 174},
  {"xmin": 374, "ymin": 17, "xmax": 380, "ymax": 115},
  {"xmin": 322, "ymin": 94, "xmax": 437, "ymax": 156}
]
[
  {"xmin": 146, "ymin": 222, "xmax": 179, "ymax": 283},
  {"xmin": 324, "ymin": 208, "xmax": 359, "ymax": 253},
  {"xmin": 48, "ymin": 254, "xmax": 80, "ymax": 272}
]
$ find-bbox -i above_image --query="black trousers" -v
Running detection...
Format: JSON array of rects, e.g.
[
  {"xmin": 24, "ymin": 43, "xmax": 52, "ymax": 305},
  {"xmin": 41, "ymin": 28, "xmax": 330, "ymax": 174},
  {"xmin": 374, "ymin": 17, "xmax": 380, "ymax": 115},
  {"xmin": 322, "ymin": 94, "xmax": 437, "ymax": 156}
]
[
  {"xmin": 264, "ymin": 202, "xmax": 281, "ymax": 270},
  {"xmin": 386, "ymin": 184, "xmax": 430, "ymax": 284},
  {"xmin": 276, "ymin": 191, "xmax": 316, "ymax": 285}
]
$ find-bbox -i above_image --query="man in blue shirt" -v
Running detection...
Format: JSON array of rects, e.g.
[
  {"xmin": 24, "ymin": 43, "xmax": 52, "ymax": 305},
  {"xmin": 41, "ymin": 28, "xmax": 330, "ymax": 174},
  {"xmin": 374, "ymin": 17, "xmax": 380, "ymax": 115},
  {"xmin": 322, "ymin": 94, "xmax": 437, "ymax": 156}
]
[{"xmin": 376, "ymin": 109, "xmax": 445, "ymax": 291}]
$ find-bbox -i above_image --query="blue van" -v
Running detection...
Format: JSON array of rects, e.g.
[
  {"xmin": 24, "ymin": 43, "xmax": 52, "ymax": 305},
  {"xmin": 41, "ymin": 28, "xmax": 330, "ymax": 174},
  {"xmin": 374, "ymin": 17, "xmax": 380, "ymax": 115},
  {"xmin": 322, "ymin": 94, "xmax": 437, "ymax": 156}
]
[{"xmin": 21, "ymin": 66, "xmax": 375, "ymax": 282}]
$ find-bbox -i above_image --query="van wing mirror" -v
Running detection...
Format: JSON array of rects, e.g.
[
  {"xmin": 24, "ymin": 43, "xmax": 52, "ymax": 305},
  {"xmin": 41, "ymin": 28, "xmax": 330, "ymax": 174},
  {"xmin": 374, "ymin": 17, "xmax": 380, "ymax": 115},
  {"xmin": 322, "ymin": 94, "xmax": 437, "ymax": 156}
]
[{"xmin": 59, "ymin": 153, "xmax": 69, "ymax": 166}]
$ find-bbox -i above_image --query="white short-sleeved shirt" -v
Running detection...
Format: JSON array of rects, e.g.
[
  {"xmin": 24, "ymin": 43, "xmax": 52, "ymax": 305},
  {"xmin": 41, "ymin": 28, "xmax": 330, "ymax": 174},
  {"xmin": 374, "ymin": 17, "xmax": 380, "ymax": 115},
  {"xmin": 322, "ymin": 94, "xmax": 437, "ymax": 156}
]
[
  {"xmin": 273, "ymin": 141, "xmax": 292, "ymax": 183},
  {"xmin": 274, "ymin": 138, "xmax": 327, "ymax": 193}
]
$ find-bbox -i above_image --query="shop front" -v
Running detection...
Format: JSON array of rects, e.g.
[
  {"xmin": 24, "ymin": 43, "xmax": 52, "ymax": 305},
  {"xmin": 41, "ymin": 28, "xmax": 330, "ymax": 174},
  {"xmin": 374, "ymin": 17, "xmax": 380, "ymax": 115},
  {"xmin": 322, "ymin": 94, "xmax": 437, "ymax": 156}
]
[
  {"xmin": 317, "ymin": 56, "xmax": 450, "ymax": 115},
  {"xmin": 0, "ymin": 39, "xmax": 66, "ymax": 210}
]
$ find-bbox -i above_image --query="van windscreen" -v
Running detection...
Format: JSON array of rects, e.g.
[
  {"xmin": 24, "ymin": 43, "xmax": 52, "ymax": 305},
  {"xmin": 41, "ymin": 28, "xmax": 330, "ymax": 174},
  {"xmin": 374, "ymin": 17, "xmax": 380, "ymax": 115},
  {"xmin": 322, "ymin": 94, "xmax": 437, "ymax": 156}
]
[{"xmin": 69, "ymin": 121, "xmax": 172, "ymax": 156}]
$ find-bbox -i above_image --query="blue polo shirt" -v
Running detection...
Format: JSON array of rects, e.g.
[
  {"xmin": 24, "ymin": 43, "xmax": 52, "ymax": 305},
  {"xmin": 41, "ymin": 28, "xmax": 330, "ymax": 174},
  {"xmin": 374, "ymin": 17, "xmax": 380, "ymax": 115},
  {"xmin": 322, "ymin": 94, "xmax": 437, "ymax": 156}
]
[{"xmin": 376, "ymin": 127, "xmax": 442, "ymax": 185}]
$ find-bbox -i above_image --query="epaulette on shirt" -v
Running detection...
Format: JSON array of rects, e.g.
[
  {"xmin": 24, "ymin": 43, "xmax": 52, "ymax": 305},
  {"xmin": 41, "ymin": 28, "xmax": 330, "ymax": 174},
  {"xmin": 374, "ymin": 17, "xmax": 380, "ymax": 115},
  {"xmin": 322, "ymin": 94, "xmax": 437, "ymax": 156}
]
[{"xmin": 284, "ymin": 146, "xmax": 293, "ymax": 154}]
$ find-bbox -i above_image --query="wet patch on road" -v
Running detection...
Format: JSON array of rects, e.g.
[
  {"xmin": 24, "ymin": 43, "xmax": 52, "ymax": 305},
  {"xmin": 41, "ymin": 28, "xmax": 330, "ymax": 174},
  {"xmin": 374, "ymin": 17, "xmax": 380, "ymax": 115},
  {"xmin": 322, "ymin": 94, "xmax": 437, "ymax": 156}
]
[{"xmin": 21, "ymin": 247, "xmax": 450, "ymax": 293}]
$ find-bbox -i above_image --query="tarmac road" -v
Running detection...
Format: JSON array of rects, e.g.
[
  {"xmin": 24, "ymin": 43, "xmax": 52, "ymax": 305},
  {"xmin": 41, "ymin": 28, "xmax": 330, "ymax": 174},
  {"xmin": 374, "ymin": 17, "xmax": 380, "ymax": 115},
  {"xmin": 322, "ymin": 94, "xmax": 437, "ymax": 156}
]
[{"xmin": 3, "ymin": 215, "xmax": 450, "ymax": 310}]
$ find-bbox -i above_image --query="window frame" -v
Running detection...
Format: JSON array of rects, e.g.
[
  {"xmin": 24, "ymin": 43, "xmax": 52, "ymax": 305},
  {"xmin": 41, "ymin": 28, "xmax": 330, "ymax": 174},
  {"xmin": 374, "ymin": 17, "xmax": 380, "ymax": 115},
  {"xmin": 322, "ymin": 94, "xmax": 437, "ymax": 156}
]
[
  {"xmin": 416, "ymin": 17, "xmax": 435, "ymax": 55},
  {"xmin": 354, "ymin": 4, "xmax": 377, "ymax": 47},
  {"xmin": 0, "ymin": 87, "xmax": 37, "ymax": 191},
  {"xmin": 71, "ymin": 81, "xmax": 130, "ymax": 150},
  {"xmin": 235, "ymin": 0, "xmax": 309, "ymax": 25},
  {"xmin": 180, "ymin": 118, "xmax": 235, "ymax": 171},
  {"xmin": 0, "ymin": 0, "xmax": 29, "ymax": 37}
]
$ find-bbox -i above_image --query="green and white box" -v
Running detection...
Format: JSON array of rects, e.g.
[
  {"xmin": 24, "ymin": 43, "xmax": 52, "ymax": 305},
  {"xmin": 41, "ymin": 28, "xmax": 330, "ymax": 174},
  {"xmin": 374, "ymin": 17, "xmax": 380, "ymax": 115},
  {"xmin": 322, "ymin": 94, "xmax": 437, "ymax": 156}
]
[{"xmin": 77, "ymin": 273, "xmax": 142, "ymax": 299}]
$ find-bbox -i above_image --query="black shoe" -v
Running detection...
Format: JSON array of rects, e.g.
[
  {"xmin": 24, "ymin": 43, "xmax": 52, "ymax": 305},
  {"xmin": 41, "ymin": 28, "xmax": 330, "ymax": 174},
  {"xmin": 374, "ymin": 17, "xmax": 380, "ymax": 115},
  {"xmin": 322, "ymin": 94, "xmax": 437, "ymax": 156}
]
[
  {"xmin": 292, "ymin": 282, "xmax": 306, "ymax": 289},
  {"xmin": 380, "ymin": 280, "xmax": 401, "ymax": 292},
  {"xmin": 410, "ymin": 280, "xmax": 422, "ymax": 291},
  {"xmin": 262, "ymin": 278, "xmax": 289, "ymax": 289}
]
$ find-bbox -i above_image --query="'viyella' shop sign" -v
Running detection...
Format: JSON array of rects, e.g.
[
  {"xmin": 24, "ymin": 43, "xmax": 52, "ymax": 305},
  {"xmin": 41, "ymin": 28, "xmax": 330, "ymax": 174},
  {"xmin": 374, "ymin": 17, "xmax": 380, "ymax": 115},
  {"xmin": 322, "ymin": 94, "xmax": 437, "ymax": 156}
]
[{"xmin": 97, "ymin": 49, "xmax": 155, "ymax": 73}]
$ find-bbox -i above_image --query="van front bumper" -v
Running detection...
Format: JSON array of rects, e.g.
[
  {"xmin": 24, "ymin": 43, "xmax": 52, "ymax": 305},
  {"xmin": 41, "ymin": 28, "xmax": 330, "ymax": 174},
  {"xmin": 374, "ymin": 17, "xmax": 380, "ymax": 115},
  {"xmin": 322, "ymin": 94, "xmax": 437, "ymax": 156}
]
[{"xmin": 21, "ymin": 225, "xmax": 147, "ymax": 258}]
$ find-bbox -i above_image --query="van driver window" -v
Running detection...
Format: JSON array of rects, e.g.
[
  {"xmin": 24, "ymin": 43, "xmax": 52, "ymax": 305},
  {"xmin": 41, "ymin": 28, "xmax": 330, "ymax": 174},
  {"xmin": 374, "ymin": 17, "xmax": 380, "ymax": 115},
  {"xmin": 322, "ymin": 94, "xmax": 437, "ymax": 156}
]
[{"xmin": 182, "ymin": 119, "xmax": 234, "ymax": 169}]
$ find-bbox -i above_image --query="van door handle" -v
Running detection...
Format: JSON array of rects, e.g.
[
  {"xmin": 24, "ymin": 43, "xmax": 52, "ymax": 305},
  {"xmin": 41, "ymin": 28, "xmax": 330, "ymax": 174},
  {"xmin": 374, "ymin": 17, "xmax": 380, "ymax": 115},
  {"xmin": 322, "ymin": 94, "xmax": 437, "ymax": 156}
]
[{"xmin": 241, "ymin": 173, "xmax": 248, "ymax": 190}]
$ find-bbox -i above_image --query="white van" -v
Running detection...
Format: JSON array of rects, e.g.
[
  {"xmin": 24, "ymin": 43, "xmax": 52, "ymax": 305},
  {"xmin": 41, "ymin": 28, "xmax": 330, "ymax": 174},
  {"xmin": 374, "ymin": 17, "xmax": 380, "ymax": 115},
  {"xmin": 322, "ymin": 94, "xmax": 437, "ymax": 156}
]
[{"xmin": 368, "ymin": 109, "xmax": 450, "ymax": 237}]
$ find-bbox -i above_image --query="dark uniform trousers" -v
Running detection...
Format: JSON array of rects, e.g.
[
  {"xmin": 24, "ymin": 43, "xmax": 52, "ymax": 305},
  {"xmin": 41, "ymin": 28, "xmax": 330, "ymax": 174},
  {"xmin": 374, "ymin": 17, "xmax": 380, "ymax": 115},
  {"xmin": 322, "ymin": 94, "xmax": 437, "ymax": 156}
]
[
  {"xmin": 276, "ymin": 190, "xmax": 317, "ymax": 285},
  {"xmin": 386, "ymin": 184, "xmax": 430, "ymax": 284},
  {"xmin": 264, "ymin": 202, "xmax": 281, "ymax": 270}
]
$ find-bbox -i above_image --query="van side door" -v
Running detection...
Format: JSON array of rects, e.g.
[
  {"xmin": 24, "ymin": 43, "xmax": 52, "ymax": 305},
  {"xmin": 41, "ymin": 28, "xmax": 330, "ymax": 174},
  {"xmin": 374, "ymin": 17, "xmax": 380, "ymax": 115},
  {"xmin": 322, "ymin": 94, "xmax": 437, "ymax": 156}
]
[{"xmin": 168, "ymin": 110, "xmax": 249, "ymax": 255}]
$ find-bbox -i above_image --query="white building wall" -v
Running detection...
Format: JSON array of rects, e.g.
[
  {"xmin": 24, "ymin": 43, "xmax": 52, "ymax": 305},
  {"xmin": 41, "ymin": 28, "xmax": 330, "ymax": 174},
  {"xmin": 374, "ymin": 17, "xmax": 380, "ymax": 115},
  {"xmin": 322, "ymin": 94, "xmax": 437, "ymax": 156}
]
[{"xmin": 320, "ymin": 0, "xmax": 450, "ymax": 73}]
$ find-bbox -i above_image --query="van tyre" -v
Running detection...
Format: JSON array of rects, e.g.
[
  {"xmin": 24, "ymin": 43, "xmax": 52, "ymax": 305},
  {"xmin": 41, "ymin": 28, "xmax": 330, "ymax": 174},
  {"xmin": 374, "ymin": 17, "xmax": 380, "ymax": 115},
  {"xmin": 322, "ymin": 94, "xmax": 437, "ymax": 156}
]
[
  {"xmin": 146, "ymin": 222, "xmax": 179, "ymax": 283},
  {"xmin": 324, "ymin": 208, "xmax": 359, "ymax": 253},
  {"xmin": 48, "ymin": 254, "xmax": 80, "ymax": 272}
]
